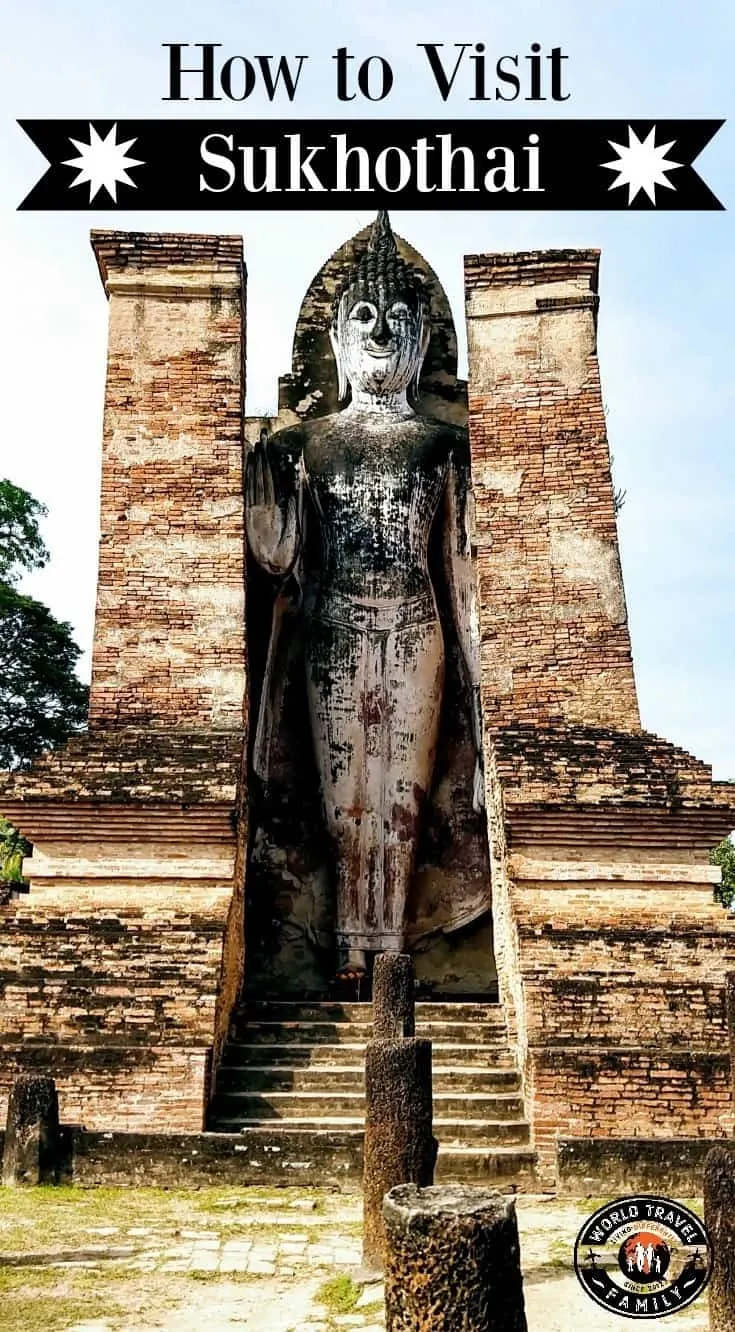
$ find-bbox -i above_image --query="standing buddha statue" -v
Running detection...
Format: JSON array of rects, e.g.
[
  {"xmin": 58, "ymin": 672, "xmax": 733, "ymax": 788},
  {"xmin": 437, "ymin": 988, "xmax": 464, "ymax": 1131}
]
[{"xmin": 246, "ymin": 211, "xmax": 483, "ymax": 981}]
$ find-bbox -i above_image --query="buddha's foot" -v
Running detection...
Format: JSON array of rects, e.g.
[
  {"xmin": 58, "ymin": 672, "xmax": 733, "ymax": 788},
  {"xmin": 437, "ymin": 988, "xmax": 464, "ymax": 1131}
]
[{"xmin": 335, "ymin": 947, "xmax": 367, "ymax": 982}]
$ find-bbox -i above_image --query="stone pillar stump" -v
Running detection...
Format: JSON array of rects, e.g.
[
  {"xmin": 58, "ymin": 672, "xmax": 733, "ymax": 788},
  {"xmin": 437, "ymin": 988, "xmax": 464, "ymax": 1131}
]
[
  {"xmin": 2, "ymin": 1076, "xmax": 60, "ymax": 1186},
  {"xmin": 362, "ymin": 1038, "xmax": 436, "ymax": 1271},
  {"xmin": 383, "ymin": 1183, "xmax": 527, "ymax": 1331},
  {"xmin": 704, "ymin": 1144, "xmax": 735, "ymax": 1332},
  {"xmin": 373, "ymin": 952, "xmax": 415, "ymax": 1039}
]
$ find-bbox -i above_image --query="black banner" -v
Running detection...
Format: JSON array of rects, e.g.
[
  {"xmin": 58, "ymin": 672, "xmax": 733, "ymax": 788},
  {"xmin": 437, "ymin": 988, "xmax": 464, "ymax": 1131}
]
[{"xmin": 18, "ymin": 118, "xmax": 724, "ymax": 210}]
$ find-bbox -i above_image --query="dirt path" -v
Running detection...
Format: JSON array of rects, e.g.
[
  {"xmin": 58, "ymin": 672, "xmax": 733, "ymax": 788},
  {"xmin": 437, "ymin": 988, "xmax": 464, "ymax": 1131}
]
[{"xmin": 0, "ymin": 1188, "xmax": 709, "ymax": 1331}]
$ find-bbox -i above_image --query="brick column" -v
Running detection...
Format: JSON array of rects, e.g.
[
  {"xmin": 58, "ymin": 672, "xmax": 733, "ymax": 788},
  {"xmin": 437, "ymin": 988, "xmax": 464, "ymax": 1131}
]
[
  {"xmin": 0, "ymin": 233, "xmax": 250, "ymax": 1137},
  {"xmin": 464, "ymin": 251, "xmax": 735, "ymax": 1190},
  {"xmin": 464, "ymin": 249, "xmax": 639, "ymax": 732},
  {"xmin": 89, "ymin": 231, "xmax": 247, "ymax": 730}
]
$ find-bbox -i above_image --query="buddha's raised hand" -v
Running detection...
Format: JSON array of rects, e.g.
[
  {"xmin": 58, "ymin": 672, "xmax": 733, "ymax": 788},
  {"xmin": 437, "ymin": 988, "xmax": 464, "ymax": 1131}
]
[
  {"xmin": 245, "ymin": 432, "xmax": 300, "ymax": 575},
  {"xmin": 472, "ymin": 753, "xmax": 485, "ymax": 813}
]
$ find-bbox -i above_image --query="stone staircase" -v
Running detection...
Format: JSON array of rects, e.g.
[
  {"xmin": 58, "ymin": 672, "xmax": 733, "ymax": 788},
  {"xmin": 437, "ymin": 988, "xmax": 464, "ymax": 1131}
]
[{"xmin": 209, "ymin": 1000, "xmax": 537, "ymax": 1187}]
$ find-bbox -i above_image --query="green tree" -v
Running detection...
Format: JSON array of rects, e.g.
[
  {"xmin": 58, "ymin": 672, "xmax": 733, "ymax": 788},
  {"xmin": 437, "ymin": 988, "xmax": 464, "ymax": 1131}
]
[
  {"xmin": 711, "ymin": 836, "xmax": 735, "ymax": 910},
  {"xmin": 0, "ymin": 817, "xmax": 30, "ymax": 890},
  {"xmin": 0, "ymin": 478, "xmax": 49, "ymax": 581},
  {"xmin": 0, "ymin": 477, "xmax": 88, "ymax": 771}
]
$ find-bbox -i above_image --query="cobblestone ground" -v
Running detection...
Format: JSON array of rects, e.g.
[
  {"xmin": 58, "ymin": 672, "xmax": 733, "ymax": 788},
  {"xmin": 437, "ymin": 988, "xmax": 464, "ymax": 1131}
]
[{"xmin": 0, "ymin": 1188, "xmax": 708, "ymax": 1331}]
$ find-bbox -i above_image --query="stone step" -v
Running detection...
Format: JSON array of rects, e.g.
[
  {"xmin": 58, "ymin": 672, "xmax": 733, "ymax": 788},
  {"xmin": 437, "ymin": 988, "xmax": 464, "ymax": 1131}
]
[
  {"xmin": 195, "ymin": 1124, "xmax": 537, "ymax": 1188},
  {"xmin": 211, "ymin": 1089, "xmax": 527, "ymax": 1121},
  {"xmin": 435, "ymin": 1145, "xmax": 538, "ymax": 1185},
  {"xmin": 221, "ymin": 1043, "xmax": 519, "ymax": 1075},
  {"xmin": 195, "ymin": 1125, "xmax": 536, "ymax": 1189},
  {"xmin": 208, "ymin": 1114, "xmax": 530, "ymax": 1147},
  {"xmin": 234, "ymin": 1021, "xmax": 510, "ymax": 1046},
  {"xmin": 240, "ymin": 1000, "xmax": 506, "ymax": 1025},
  {"xmin": 210, "ymin": 996, "xmax": 535, "ymax": 1184},
  {"xmin": 215, "ymin": 1064, "xmax": 521, "ymax": 1094}
]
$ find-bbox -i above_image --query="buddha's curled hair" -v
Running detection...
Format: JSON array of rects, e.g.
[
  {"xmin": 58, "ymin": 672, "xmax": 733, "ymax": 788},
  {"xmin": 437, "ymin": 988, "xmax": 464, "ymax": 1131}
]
[{"xmin": 331, "ymin": 210, "xmax": 427, "ymax": 326}]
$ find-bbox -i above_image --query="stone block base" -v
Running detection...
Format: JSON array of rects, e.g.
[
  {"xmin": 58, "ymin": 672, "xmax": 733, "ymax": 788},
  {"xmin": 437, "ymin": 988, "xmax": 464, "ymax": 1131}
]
[
  {"xmin": 558, "ymin": 1137, "xmax": 730, "ymax": 1196},
  {"xmin": 0, "ymin": 1127, "xmax": 363, "ymax": 1188}
]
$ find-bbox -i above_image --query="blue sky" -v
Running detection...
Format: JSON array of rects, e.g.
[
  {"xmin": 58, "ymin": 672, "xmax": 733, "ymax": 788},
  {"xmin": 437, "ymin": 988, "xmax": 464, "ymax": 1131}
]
[{"xmin": 1, "ymin": 0, "xmax": 733, "ymax": 777}]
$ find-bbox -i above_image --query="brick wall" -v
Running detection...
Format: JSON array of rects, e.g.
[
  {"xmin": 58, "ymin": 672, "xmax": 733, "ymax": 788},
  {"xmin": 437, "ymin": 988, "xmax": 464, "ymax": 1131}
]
[
  {"xmin": 484, "ymin": 745, "xmax": 527, "ymax": 1056},
  {"xmin": 0, "ymin": 1046, "xmax": 212, "ymax": 1135},
  {"xmin": 0, "ymin": 872, "xmax": 235, "ymax": 1131},
  {"xmin": 465, "ymin": 249, "xmax": 640, "ymax": 731},
  {"xmin": 1, "ymin": 217, "xmax": 251, "ymax": 1132},
  {"xmin": 0, "ymin": 729, "xmax": 248, "ymax": 1132},
  {"xmin": 531, "ymin": 1050, "xmax": 733, "ymax": 1181},
  {"xmin": 88, "ymin": 230, "xmax": 247, "ymax": 729},
  {"xmin": 513, "ymin": 871, "xmax": 735, "ymax": 1182}
]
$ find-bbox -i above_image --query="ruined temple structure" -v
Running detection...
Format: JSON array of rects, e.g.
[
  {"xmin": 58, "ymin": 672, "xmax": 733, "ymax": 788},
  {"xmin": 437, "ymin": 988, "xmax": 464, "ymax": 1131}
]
[{"xmin": 1, "ymin": 222, "xmax": 734, "ymax": 1190}]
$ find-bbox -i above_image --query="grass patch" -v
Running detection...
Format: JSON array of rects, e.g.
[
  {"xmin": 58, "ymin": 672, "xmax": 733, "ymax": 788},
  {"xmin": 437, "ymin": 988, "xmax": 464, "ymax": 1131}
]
[
  {"xmin": 0, "ymin": 1294, "xmax": 119, "ymax": 1332},
  {"xmin": 546, "ymin": 1235, "xmax": 574, "ymax": 1267},
  {"xmin": 315, "ymin": 1273, "xmax": 361, "ymax": 1314},
  {"xmin": 0, "ymin": 1267, "xmax": 115, "ymax": 1296},
  {"xmin": 0, "ymin": 1263, "xmax": 285, "ymax": 1332},
  {"xmin": 0, "ymin": 1188, "xmax": 363, "ymax": 1330},
  {"xmin": 0, "ymin": 1267, "xmax": 126, "ymax": 1332},
  {"xmin": 0, "ymin": 1185, "xmax": 352, "ymax": 1255},
  {"xmin": 0, "ymin": 1268, "xmax": 62, "ymax": 1296}
]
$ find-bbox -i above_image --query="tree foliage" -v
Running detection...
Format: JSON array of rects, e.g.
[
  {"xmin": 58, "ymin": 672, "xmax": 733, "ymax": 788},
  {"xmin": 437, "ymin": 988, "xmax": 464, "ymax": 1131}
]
[
  {"xmin": 712, "ymin": 836, "xmax": 735, "ymax": 910},
  {"xmin": 0, "ymin": 477, "xmax": 88, "ymax": 771},
  {"xmin": 0, "ymin": 817, "xmax": 30, "ymax": 891},
  {"xmin": 0, "ymin": 478, "xmax": 48, "ymax": 582}
]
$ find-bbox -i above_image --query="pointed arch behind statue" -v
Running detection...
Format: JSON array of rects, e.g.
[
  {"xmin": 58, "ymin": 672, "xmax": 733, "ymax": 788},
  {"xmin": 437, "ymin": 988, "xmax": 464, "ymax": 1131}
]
[{"xmin": 271, "ymin": 222, "xmax": 467, "ymax": 430}]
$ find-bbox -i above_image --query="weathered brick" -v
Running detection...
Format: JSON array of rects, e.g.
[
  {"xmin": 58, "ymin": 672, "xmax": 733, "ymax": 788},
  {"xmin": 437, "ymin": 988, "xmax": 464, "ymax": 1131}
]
[
  {"xmin": 88, "ymin": 229, "xmax": 247, "ymax": 730},
  {"xmin": 0, "ymin": 232, "xmax": 249, "ymax": 1133},
  {"xmin": 465, "ymin": 249, "xmax": 638, "ymax": 731},
  {"xmin": 467, "ymin": 249, "xmax": 735, "ymax": 1187}
]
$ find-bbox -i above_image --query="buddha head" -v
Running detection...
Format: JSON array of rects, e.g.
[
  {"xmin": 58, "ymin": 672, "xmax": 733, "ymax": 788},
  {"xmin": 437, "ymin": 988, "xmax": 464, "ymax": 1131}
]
[{"xmin": 330, "ymin": 211, "xmax": 430, "ymax": 403}]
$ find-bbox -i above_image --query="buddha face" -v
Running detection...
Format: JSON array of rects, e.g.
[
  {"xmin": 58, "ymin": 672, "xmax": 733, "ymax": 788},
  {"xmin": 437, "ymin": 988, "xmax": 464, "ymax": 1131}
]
[{"xmin": 332, "ymin": 291, "xmax": 428, "ymax": 400}]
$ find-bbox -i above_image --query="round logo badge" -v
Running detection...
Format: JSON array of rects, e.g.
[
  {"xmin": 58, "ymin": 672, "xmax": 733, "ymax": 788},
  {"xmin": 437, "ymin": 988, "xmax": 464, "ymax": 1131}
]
[{"xmin": 573, "ymin": 1195, "xmax": 712, "ymax": 1319}]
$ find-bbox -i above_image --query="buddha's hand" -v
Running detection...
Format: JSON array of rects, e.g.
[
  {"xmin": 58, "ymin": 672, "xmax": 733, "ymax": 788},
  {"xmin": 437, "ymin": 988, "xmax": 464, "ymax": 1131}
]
[
  {"xmin": 472, "ymin": 754, "xmax": 485, "ymax": 813},
  {"xmin": 246, "ymin": 434, "xmax": 299, "ymax": 575},
  {"xmin": 470, "ymin": 687, "xmax": 485, "ymax": 812}
]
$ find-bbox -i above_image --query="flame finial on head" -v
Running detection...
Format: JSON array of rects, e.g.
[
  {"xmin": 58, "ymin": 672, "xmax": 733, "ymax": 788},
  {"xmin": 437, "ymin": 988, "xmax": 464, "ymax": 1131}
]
[{"xmin": 367, "ymin": 209, "xmax": 397, "ymax": 257}]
